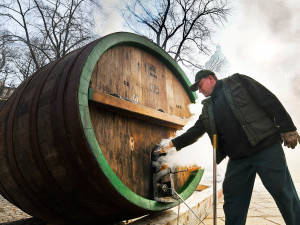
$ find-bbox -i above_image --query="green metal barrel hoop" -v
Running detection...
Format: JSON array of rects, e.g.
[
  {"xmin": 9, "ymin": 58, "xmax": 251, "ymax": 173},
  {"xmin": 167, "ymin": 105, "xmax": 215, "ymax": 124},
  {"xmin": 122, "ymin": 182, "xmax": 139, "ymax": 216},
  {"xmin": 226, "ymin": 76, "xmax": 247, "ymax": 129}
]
[{"xmin": 78, "ymin": 32, "xmax": 203, "ymax": 211}]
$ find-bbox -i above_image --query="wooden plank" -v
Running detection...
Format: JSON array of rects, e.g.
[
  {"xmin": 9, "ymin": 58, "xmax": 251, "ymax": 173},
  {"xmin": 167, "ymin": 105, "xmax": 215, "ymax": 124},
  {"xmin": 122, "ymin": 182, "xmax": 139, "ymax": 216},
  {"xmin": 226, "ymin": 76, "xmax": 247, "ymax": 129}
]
[{"xmin": 88, "ymin": 88, "xmax": 188, "ymax": 129}]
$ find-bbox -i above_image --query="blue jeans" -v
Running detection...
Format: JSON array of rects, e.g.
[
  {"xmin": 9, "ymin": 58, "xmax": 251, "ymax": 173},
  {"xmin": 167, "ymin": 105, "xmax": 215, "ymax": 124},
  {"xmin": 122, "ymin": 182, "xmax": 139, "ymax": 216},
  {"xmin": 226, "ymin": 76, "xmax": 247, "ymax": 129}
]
[{"xmin": 223, "ymin": 142, "xmax": 300, "ymax": 225}]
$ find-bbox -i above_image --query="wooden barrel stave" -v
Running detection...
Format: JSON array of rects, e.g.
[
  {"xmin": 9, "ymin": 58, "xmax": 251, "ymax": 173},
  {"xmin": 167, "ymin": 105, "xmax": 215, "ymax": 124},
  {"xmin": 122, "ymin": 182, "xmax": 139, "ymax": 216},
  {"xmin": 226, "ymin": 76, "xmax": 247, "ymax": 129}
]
[
  {"xmin": 1, "ymin": 70, "xmax": 65, "ymax": 222},
  {"xmin": 33, "ymin": 53, "xmax": 95, "ymax": 221}
]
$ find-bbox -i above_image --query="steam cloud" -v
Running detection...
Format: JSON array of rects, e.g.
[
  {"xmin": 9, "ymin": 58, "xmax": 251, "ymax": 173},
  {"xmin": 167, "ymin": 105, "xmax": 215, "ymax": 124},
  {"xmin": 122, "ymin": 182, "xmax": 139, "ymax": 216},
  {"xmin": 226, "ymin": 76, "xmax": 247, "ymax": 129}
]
[
  {"xmin": 158, "ymin": 100, "xmax": 227, "ymax": 182},
  {"xmin": 216, "ymin": 0, "xmax": 300, "ymax": 182},
  {"xmin": 94, "ymin": 0, "xmax": 127, "ymax": 36}
]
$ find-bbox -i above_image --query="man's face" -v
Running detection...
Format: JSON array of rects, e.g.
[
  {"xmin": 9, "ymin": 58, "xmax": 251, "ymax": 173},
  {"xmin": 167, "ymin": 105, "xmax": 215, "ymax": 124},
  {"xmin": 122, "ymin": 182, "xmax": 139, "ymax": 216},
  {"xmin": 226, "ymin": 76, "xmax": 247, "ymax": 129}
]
[{"xmin": 197, "ymin": 76, "xmax": 216, "ymax": 97}]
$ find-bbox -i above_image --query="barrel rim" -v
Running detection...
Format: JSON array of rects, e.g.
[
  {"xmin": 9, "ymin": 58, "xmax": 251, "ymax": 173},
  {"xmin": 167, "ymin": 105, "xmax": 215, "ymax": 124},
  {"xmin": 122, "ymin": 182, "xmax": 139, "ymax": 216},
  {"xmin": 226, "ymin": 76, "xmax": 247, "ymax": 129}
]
[{"xmin": 78, "ymin": 32, "xmax": 202, "ymax": 211}]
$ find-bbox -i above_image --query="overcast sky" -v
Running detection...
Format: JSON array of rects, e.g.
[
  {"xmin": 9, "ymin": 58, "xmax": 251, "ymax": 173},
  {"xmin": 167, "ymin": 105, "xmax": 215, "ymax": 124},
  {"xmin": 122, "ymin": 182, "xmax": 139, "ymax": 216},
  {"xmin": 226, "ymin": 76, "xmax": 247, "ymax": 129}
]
[
  {"xmin": 217, "ymin": 0, "xmax": 300, "ymax": 90},
  {"xmin": 97, "ymin": 0, "xmax": 300, "ymax": 181}
]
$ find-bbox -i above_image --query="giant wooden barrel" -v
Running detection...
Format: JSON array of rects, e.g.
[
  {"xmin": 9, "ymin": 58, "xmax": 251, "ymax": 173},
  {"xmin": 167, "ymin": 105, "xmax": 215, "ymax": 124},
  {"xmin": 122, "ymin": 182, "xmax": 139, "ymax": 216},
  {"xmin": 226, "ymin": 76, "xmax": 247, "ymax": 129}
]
[{"xmin": 0, "ymin": 32, "xmax": 203, "ymax": 224}]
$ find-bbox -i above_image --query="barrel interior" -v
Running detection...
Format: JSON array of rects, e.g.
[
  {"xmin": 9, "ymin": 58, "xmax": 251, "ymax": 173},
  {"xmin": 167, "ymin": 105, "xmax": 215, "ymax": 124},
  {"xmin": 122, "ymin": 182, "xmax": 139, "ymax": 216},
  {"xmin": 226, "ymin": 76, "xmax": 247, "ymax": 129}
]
[{"xmin": 88, "ymin": 45, "xmax": 193, "ymax": 198}]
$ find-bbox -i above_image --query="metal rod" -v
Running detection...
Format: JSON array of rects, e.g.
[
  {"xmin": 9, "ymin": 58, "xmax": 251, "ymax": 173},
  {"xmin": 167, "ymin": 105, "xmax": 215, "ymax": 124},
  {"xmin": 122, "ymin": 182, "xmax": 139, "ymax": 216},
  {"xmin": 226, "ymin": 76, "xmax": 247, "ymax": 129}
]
[
  {"xmin": 213, "ymin": 134, "xmax": 217, "ymax": 225},
  {"xmin": 169, "ymin": 188, "xmax": 206, "ymax": 225},
  {"xmin": 171, "ymin": 169, "xmax": 188, "ymax": 174},
  {"xmin": 171, "ymin": 166, "xmax": 200, "ymax": 174}
]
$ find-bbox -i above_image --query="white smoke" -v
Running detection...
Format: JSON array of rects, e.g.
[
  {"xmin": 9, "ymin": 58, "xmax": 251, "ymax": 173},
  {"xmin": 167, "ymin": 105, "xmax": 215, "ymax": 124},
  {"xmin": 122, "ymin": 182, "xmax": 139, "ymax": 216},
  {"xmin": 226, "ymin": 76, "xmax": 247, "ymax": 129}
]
[
  {"xmin": 158, "ymin": 98, "xmax": 228, "ymax": 183},
  {"xmin": 94, "ymin": 0, "xmax": 128, "ymax": 36}
]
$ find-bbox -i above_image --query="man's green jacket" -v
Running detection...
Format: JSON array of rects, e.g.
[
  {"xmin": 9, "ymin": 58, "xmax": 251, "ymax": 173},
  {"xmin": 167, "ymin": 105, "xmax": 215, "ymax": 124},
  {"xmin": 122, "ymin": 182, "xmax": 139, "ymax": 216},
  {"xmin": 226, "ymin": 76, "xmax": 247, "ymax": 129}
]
[{"xmin": 172, "ymin": 74, "xmax": 296, "ymax": 164}]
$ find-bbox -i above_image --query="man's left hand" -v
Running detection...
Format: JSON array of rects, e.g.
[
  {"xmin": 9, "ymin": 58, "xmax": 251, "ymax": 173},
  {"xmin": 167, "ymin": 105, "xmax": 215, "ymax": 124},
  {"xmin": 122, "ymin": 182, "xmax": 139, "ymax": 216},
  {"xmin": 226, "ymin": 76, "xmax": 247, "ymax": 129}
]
[{"xmin": 281, "ymin": 131, "xmax": 300, "ymax": 149}]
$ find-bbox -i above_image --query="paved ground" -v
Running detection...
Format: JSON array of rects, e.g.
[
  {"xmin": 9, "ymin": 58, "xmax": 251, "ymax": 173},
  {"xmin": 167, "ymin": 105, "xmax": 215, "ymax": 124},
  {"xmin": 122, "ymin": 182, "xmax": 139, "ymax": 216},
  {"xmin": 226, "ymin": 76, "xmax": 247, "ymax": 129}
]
[
  {"xmin": 1, "ymin": 179, "xmax": 299, "ymax": 225},
  {"xmin": 0, "ymin": 196, "xmax": 31, "ymax": 224},
  {"xmin": 202, "ymin": 179, "xmax": 300, "ymax": 225}
]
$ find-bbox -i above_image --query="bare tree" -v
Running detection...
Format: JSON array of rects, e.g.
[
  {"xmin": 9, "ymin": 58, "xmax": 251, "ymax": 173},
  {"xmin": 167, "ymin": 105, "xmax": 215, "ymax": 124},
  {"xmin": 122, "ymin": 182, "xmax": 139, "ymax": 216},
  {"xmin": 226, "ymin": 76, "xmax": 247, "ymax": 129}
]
[
  {"xmin": 0, "ymin": 0, "xmax": 101, "ymax": 87},
  {"xmin": 122, "ymin": 0, "xmax": 231, "ymax": 72}
]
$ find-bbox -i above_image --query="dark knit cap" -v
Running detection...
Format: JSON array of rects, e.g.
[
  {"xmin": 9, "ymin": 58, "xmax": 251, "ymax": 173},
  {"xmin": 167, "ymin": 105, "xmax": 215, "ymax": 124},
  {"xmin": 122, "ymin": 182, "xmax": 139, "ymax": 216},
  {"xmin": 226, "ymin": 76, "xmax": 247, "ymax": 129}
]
[{"xmin": 189, "ymin": 70, "xmax": 215, "ymax": 92}]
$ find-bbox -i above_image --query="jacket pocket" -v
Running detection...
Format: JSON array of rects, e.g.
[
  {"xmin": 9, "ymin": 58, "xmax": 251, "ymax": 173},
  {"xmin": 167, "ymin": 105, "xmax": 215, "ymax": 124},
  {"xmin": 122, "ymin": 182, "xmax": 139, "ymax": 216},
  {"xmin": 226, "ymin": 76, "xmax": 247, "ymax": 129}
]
[
  {"xmin": 231, "ymin": 86, "xmax": 249, "ymax": 107},
  {"xmin": 245, "ymin": 110, "xmax": 266, "ymax": 122}
]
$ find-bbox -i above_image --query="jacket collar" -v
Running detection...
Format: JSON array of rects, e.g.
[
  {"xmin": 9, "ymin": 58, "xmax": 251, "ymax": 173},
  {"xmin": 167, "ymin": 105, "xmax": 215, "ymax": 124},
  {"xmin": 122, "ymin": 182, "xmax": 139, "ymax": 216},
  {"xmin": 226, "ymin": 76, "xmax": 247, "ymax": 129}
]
[
  {"xmin": 211, "ymin": 80, "xmax": 222, "ymax": 98},
  {"xmin": 201, "ymin": 80, "xmax": 223, "ymax": 105}
]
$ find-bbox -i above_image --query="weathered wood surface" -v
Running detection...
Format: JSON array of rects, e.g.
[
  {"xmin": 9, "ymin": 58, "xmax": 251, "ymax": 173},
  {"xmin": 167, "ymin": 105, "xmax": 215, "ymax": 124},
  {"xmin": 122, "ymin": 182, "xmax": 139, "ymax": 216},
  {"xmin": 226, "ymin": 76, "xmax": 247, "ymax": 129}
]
[
  {"xmin": 89, "ymin": 45, "xmax": 191, "ymax": 118},
  {"xmin": 89, "ymin": 45, "xmax": 192, "ymax": 198}
]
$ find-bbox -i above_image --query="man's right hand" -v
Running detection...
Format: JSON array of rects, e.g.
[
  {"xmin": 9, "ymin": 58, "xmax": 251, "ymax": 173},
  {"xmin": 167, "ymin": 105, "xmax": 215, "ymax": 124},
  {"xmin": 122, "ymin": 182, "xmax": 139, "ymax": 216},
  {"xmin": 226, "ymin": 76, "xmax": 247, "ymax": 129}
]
[{"xmin": 154, "ymin": 141, "xmax": 174, "ymax": 154}]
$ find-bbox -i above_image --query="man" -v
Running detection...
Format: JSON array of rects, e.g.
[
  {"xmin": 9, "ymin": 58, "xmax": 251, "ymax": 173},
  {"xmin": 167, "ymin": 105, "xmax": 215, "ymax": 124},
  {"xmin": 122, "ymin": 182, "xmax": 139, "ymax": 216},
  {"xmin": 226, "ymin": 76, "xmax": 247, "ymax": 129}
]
[{"xmin": 156, "ymin": 70, "xmax": 300, "ymax": 225}]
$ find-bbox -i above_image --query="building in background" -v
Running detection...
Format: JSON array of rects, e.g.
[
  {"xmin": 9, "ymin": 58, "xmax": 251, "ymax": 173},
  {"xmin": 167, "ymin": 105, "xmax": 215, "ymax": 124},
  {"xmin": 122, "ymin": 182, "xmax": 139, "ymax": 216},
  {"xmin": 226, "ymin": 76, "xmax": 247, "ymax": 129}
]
[
  {"xmin": 0, "ymin": 82, "xmax": 15, "ymax": 108},
  {"xmin": 205, "ymin": 45, "xmax": 230, "ymax": 79},
  {"xmin": 0, "ymin": 82, "xmax": 15, "ymax": 99}
]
